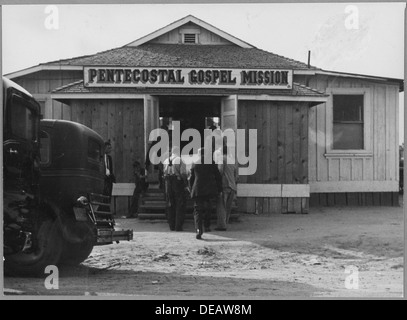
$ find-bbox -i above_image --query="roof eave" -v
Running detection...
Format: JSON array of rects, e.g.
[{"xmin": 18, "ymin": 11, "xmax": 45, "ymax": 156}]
[
  {"xmin": 316, "ymin": 69, "xmax": 404, "ymax": 91},
  {"xmin": 5, "ymin": 64, "xmax": 82, "ymax": 79}
]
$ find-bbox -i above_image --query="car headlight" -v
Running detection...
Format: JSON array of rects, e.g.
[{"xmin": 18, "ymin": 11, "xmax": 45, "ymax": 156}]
[{"xmin": 76, "ymin": 196, "xmax": 89, "ymax": 206}]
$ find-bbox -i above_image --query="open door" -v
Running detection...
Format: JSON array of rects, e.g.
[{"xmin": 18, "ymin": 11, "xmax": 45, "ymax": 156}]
[
  {"xmin": 221, "ymin": 95, "xmax": 238, "ymax": 163},
  {"xmin": 144, "ymin": 95, "xmax": 160, "ymax": 183},
  {"xmin": 221, "ymin": 95, "xmax": 237, "ymax": 131}
]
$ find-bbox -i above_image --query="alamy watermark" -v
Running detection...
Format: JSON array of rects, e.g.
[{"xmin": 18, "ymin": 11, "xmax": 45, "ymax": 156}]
[
  {"xmin": 344, "ymin": 5, "xmax": 359, "ymax": 30},
  {"xmin": 344, "ymin": 265, "xmax": 359, "ymax": 290},
  {"xmin": 44, "ymin": 5, "xmax": 59, "ymax": 30},
  {"xmin": 44, "ymin": 265, "xmax": 59, "ymax": 290},
  {"xmin": 148, "ymin": 121, "xmax": 257, "ymax": 175}
]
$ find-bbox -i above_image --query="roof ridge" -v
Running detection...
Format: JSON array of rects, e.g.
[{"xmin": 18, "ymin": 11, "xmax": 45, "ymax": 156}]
[
  {"xmin": 52, "ymin": 79, "xmax": 84, "ymax": 93},
  {"xmin": 190, "ymin": 15, "xmax": 255, "ymax": 48}
]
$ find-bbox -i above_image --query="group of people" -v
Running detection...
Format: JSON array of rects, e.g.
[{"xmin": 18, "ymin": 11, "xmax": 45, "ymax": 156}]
[
  {"xmin": 102, "ymin": 134, "xmax": 238, "ymax": 240},
  {"xmin": 162, "ymin": 144, "xmax": 238, "ymax": 240}
]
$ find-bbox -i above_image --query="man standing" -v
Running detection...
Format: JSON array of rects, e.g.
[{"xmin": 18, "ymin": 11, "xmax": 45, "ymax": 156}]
[
  {"xmin": 163, "ymin": 146, "xmax": 188, "ymax": 231},
  {"xmin": 189, "ymin": 148, "xmax": 223, "ymax": 240},
  {"xmin": 103, "ymin": 140, "xmax": 116, "ymax": 198},
  {"xmin": 130, "ymin": 160, "xmax": 148, "ymax": 217},
  {"xmin": 215, "ymin": 146, "xmax": 238, "ymax": 231}
]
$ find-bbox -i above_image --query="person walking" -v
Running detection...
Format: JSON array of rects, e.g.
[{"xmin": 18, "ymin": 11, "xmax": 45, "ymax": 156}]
[
  {"xmin": 163, "ymin": 146, "xmax": 188, "ymax": 231},
  {"xmin": 103, "ymin": 140, "xmax": 116, "ymax": 198},
  {"xmin": 189, "ymin": 147, "xmax": 222, "ymax": 240},
  {"xmin": 215, "ymin": 146, "xmax": 238, "ymax": 231}
]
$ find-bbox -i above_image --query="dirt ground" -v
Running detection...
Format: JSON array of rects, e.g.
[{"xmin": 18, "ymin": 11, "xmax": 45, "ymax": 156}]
[{"xmin": 3, "ymin": 201, "xmax": 404, "ymax": 298}]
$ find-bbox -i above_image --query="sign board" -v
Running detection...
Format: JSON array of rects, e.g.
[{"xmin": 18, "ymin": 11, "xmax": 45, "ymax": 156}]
[{"xmin": 83, "ymin": 67, "xmax": 293, "ymax": 89}]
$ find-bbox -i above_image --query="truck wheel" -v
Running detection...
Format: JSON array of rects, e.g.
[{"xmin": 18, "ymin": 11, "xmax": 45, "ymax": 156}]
[
  {"xmin": 59, "ymin": 222, "xmax": 95, "ymax": 265},
  {"xmin": 59, "ymin": 240, "xmax": 94, "ymax": 265},
  {"xmin": 4, "ymin": 219, "xmax": 63, "ymax": 277}
]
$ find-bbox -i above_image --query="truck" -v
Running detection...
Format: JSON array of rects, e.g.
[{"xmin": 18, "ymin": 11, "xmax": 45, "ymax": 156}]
[{"xmin": 3, "ymin": 77, "xmax": 133, "ymax": 276}]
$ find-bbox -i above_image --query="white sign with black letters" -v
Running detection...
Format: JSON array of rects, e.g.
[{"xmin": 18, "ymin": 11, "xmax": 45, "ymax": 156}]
[{"xmin": 83, "ymin": 67, "xmax": 293, "ymax": 89}]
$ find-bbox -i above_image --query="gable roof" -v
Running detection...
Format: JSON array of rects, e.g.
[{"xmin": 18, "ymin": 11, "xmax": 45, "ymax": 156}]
[
  {"xmin": 125, "ymin": 15, "xmax": 254, "ymax": 48},
  {"xmin": 31, "ymin": 44, "xmax": 317, "ymax": 70},
  {"xmin": 5, "ymin": 15, "xmax": 319, "ymax": 79},
  {"xmin": 5, "ymin": 14, "xmax": 402, "ymax": 90}
]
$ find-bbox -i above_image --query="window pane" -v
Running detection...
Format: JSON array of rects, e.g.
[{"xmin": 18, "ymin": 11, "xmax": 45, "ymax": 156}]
[
  {"xmin": 88, "ymin": 138, "xmax": 102, "ymax": 162},
  {"xmin": 333, "ymin": 123, "xmax": 364, "ymax": 149},
  {"xmin": 38, "ymin": 100, "xmax": 45, "ymax": 118},
  {"xmin": 10, "ymin": 96, "xmax": 35, "ymax": 140},
  {"xmin": 333, "ymin": 95, "xmax": 364, "ymax": 122},
  {"xmin": 39, "ymin": 130, "xmax": 50, "ymax": 165}
]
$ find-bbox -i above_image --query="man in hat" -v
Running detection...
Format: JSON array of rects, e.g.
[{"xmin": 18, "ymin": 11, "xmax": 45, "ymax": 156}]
[
  {"xmin": 163, "ymin": 146, "xmax": 188, "ymax": 231},
  {"xmin": 103, "ymin": 140, "xmax": 116, "ymax": 198},
  {"xmin": 189, "ymin": 147, "xmax": 222, "ymax": 240}
]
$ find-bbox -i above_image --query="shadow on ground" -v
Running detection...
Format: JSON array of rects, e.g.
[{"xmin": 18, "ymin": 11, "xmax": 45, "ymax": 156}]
[{"xmin": 4, "ymin": 264, "xmax": 323, "ymax": 297}]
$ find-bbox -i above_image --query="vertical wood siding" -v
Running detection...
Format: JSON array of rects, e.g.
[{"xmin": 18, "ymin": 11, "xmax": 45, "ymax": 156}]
[
  {"xmin": 150, "ymin": 25, "xmax": 233, "ymax": 45},
  {"xmin": 238, "ymin": 100, "xmax": 309, "ymax": 185},
  {"xmin": 14, "ymin": 70, "xmax": 82, "ymax": 120},
  {"xmin": 237, "ymin": 100, "xmax": 310, "ymax": 214},
  {"xmin": 69, "ymin": 99, "xmax": 145, "ymax": 183}
]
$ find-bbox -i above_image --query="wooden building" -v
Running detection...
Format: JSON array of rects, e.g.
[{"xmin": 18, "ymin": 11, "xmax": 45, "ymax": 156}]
[{"xmin": 6, "ymin": 15, "xmax": 403, "ymax": 215}]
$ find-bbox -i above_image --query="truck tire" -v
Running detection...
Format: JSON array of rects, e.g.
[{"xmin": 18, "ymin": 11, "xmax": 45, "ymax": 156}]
[
  {"xmin": 4, "ymin": 219, "xmax": 63, "ymax": 277},
  {"xmin": 59, "ymin": 221, "xmax": 95, "ymax": 265},
  {"xmin": 59, "ymin": 239, "xmax": 94, "ymax": 265}
]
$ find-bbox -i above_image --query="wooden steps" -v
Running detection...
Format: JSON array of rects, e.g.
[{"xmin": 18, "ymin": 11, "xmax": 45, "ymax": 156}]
[{"xmin": 137, "ymin": 183, "xmax": 239, "ymax": 220}]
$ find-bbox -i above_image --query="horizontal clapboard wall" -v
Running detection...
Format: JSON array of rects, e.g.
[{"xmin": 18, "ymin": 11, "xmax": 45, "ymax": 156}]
[{"xmin": 305, "ymin": 75, "xmax": 400, "ymax": 193}]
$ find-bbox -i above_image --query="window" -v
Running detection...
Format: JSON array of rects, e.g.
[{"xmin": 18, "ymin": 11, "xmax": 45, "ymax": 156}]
[
  {"xmin": 332, "ymin": 94, "xmax": 364, "ymax": 150},
  {"xmin": 39, "ymin": 130, "xmax": 51, "ymax": 165},
  {"xmin": 9, "ymin": 95, "xmax": 36, "ymax": 141},
  {"xmin": 88, "ymin": 138, "xmax": 102, "ymax": 163}
]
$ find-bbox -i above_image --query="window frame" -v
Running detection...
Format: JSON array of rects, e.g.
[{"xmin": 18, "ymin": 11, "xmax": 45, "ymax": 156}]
[
  {"xmin": 8, "ymin": 94, "xmax": 37, "ymax": 142},
  {"xmin": 87, "ymin": 137, "xmax": 103, "ymax": 165},
  {"xmin": 39, "ymin": 130, "xmax": 51, "ymax": 167},
  {"xmin": 325, "ymin": 88, "xmax": 372, "ymax": 157}
]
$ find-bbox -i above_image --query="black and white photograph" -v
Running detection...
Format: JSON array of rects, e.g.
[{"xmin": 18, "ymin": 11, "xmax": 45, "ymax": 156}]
[{"xmin": 1, "ymin": 2, "xmax": 405, "ymax": 301}]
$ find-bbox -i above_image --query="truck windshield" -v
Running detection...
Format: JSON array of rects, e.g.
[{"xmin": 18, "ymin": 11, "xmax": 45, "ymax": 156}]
[{"xmin": 9, "ymin": 95, "xmax": 38, "ymax": 141}]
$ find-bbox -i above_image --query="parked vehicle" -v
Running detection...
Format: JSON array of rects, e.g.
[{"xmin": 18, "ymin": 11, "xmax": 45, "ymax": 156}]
[{"xmin": 3, "ymin": 78, "xmax": 132, "ymax": 276}]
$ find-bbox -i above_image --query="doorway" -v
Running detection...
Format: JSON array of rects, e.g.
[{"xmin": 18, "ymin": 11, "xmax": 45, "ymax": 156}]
[
  {"xmin": 158, "ymin": 96, "xmax": 222, "ymax": 150},
  {"xmin": 144, "ymin": 94, "xmax": 237, "ymax": 182}
]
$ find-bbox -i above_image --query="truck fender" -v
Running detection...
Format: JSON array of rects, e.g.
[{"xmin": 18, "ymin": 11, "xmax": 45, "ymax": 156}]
[{"xmin": 41, "ymin": 199, "xmax": 88, "ymax": 244}]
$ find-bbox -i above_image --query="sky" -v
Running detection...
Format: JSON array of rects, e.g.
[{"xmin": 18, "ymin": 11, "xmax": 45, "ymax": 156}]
[{"xmin": 1, "ymin": 2, "xmax": 405, "ymax": 141}]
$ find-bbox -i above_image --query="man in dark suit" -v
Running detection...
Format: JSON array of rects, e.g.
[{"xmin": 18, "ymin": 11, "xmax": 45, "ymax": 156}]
[
  {"xmin": 103, "ymin": 140, "xmax": 116, "ymax": 198},
  {"xmin": 189, "ymin": 148, "xmax": 223, "ymax": 240}
]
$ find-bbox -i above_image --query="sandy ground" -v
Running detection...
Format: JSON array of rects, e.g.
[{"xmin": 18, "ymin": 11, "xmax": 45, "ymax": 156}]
[{"xmin": 3, "ymin": 202, "xmax": 404, "ymax": 299}]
